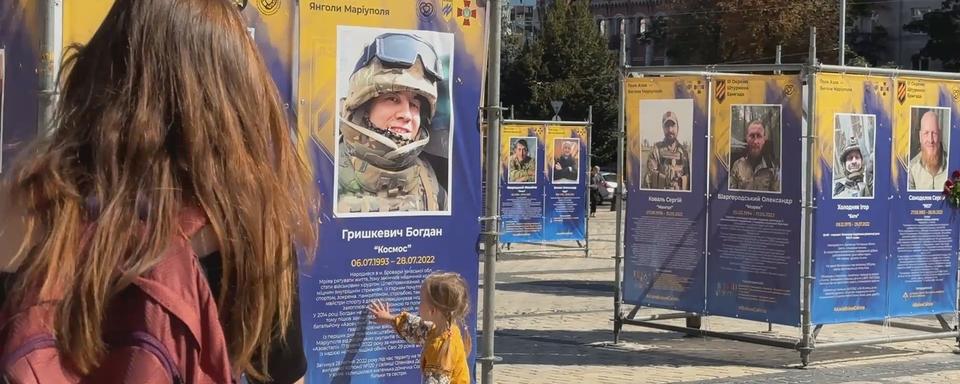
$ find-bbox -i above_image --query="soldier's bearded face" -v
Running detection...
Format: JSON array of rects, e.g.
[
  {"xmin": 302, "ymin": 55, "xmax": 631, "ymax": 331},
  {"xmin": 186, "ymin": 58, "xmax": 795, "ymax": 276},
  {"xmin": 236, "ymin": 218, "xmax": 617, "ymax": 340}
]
[
  {"xmin": 919, "ymin": 112, "xmax": 941, "ymax": 158},
  {"xmin": 746, "ymin": 123, "xmax": 766, "ymax": 158},
  {"xmin": 369, "ymin": 91, "xmax": 422, "ymax": 140},
  {"xmin": 844, "ymin": 151, "xmax": 863, "ymax": 173},
  {"xmin": 662, "ymin": 122, "xmax": 678, "ymax": 143}
]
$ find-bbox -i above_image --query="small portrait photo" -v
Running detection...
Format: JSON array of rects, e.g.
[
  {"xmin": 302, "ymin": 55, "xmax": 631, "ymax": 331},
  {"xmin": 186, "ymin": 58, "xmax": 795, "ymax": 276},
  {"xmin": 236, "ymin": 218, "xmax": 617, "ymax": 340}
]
[
  {"xmin": 728, "ymin": 104, "xmax": 782, "ymax": 193},
  {"xmin": 907, "ymin": 106, "xmax": 951, "ymax": 192},
  {"xmin": 638, "ymin": 99, "xmax": 694, "ymax": 192},
  {"xmin": 552, "ymin": 138, "xmax": 580, "ymax": 184},
  {"xmin": 832, "ymin": 114, "xmax": 876, "ymax": 199},
  {"xmin": 333, "ymin": 26, "xmax": 455, "ymax": 217},
  {"xmin": 507, "ymin": 137, "xmax": 537, "ymax": 184}
]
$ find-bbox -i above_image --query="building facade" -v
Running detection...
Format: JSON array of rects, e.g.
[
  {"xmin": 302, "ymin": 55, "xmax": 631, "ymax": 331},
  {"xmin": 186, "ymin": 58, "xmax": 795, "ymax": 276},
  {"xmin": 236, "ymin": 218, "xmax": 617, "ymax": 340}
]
[
  {"xmin": 589, "ymin": 0, "xmax": 674, "ymax": 67},
  {"xmin": 848, "ymin": 0, "xmax": 942, "ymax": 70},
  {"xmin": 508, "ymin": 0, "xmax": 540, "ymax": 41}
]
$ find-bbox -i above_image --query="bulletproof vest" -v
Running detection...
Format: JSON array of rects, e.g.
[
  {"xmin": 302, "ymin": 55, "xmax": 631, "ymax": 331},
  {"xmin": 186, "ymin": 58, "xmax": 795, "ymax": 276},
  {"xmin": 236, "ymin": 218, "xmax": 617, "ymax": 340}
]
[
  {"xmin": 338, "ymin": 151, "xmax": 443, "ymax": 213},
  {"xmin": 645, "ymin": 170, "xmax": 671, "ymax": 189},
  {"xmin": 655, "ymin": 143, "xmax": 686, "ymax": 168},
  {"xmin": 647, "ymin": 142, "xmax": 687, "ymax": 188}
]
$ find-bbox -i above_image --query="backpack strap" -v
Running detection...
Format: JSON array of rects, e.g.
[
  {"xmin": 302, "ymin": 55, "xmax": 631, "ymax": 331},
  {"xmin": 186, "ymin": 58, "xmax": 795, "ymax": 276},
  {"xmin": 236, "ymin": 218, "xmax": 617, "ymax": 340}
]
[{"xmin": 105, "ymin": 331, "xmax": 184, "ymax": 384}]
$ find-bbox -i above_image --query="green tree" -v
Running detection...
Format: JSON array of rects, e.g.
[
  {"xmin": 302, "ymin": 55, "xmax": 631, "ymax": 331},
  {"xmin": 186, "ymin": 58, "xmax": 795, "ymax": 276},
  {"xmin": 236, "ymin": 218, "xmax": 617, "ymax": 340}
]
[
  {"xmin": 905, "ymin": 1, "xmax": 960, "ymax": 71},
  {"xmin": 845, "ymin": 0, "xmax": 891, "ymax": 67},
  {"xmin": 501, "ymin": 0, "xmax": 619, "ymax": 166},
  {"xmin": 663, "ymin": 0, "xmax": 840, "ymax": 65}
]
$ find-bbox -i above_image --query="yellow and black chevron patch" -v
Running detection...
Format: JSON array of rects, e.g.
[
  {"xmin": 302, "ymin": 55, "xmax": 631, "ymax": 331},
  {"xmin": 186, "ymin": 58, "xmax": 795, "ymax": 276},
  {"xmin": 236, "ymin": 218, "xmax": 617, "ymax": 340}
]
[
  {"xmin": 897, "ymin": 80, "xmax": 907, "ymax": 105},
  {"xmin": 715, "ymin": 80, "xmax": 727, "ymax": 103}
]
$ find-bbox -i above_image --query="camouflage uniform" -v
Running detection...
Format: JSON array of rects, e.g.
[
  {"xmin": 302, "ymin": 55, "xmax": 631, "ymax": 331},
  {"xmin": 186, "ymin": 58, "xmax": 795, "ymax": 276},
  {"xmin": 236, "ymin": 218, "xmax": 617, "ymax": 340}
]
[
  {"xmin": 337, "ymin": 35, "xmax": 445, "ymax": 213},
  {"xmin": 643, "ymin": 141, "xmax": 689, "ymax": 190},
  {"xmin": 730, "ymin": 156, "xmax": 779, "ymax": 192},
  {"xmin": 509, "ymin": 156, "xmax": 536, "ymax": 183}
]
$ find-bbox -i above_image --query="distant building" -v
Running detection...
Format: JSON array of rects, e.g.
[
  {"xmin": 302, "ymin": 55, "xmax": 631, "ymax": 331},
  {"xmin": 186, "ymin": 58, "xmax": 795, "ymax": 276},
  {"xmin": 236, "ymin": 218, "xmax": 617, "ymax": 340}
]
[
  {"xmin": 588, "ymin": 0, "xmax": 673, "ymax": 67},
  {"xmin": 847, "ymin": 0, "xmax": 942, "ymax": 70},
  {"xmin": 508, "ymin": 0, "xmax": 540, "ymax": 41}
]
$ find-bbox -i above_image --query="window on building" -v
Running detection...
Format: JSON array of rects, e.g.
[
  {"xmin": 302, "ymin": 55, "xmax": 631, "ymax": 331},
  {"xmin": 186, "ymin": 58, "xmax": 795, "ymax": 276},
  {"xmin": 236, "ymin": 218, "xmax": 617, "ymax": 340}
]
[{"xmin": 911, "ymin": 8, "xmax": 931, "ymax": 20}]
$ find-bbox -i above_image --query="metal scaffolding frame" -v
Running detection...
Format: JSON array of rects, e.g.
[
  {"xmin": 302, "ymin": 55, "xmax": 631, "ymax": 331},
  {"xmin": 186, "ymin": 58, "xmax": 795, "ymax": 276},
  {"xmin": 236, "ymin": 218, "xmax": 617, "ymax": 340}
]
[{"xmin": 612, "ymin": 28, "xmax": 960, "ymax": 366}]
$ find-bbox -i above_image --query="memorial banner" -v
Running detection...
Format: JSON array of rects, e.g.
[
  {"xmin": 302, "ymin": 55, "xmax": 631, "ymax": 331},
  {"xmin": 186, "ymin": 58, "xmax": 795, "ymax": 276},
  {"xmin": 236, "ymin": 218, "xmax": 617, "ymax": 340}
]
[
  {"xmin": 706, "ymin": 75, "xmax": 803, "ymax": 325},
  {"xmin": 810, "ymin": 74, "xmax": 892, "ymax": 324},
  {"xmin": 500, "ymin": 124, "xmax": 545, "ymax": 243},
  {"xmin": 62, "ymin": 0, "xmax": 295, "ymax": 110},
  {"xmin": 62, "ymin": 0, "xmax": 113, "ymax": 48},
  {"xmin": 499, "ymin": 123, "xmax": 587, "ymax": 243},
  {"xmin": 622, "ymin": 77, "xmax": 708, "ymax": 312},
  {"xmin": 888, "ymin": 77, "xmax": 960, "ymax": 317},
  {"xmin": 544, "ymin": 124, "xmax": 588, "ymax": 242},
  {"xmin": 1, "ymin": 0, "xmax": 40, "ymax": 173},
  {"xmin": 298, "ymin": 1, "xmax": 486, "ymax": 382}
]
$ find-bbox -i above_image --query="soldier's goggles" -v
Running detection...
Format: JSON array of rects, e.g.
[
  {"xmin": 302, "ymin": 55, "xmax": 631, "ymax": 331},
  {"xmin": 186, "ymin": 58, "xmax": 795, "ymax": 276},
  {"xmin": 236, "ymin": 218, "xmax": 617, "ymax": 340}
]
[{"xmin": 354, "ymin": 33, "xmax": 444, "ymax": 82}]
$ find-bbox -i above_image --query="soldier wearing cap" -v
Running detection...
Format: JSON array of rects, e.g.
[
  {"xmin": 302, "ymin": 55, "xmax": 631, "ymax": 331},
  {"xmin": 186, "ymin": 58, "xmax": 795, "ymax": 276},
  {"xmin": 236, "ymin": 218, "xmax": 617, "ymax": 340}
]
[
  {"xmin": 337, "ymin": 33, "xmax": 446, "ymax": 213},
  {"xmin": 730, "ymin": 119, "xmax": 780, "ymax": 192},
  {"xmin": 834, "ymin": 138, "xmax": 873, "ymax": 198},
  {"xmin": 643, "ymin": 111, "xmax": 690, "ymax": 190}
]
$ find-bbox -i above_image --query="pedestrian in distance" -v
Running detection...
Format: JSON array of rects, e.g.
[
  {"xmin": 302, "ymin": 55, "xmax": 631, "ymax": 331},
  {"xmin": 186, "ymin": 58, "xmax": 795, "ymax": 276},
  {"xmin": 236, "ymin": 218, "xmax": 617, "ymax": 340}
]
[{"xmin": 589, "ymin": 166, "xmax": 605, "ymax": 216}]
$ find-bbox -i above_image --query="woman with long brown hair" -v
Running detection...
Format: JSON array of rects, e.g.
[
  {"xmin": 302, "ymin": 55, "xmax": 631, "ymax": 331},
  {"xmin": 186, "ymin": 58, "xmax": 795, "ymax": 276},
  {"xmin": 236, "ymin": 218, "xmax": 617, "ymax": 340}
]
[{"xmin": 0, "ymin": 0, "xmax": 315, "ymax": 382}]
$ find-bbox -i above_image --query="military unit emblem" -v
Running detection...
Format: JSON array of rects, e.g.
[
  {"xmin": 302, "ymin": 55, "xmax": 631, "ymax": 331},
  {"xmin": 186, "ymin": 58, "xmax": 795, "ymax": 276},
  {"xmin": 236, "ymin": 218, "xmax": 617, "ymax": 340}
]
[
  {"xmin": 256, "ymin": 0, "xmax": 280, "ymax": 16},
  {"xmin": 897, "ymin": 80, "xmax": 906, "ymax": 105},
  {"xmin": 715, "ymin": 79, "xmax": 727, "ymax": 103}
]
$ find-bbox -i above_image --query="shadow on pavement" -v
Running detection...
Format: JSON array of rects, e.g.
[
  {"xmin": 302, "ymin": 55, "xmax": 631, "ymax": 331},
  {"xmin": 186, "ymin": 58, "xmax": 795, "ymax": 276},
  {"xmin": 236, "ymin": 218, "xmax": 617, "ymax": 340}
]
[
  {"xmin": 495, "ymin": 280, "xmax": 615, "ymax": 298},
  {"xmin": 480, "ymin": 328, "xmax": 923, "ymax": 369}
]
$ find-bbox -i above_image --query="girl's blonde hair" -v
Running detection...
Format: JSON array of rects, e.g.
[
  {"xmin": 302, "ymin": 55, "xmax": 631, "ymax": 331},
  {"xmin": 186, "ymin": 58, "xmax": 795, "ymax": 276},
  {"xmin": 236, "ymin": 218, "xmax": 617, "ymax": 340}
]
[
  {"xmin": 5, "ymin": 0, "xmax": 316, "ymax": 380},
  {"xmin": 421, "ymin": 271, "xmax": 472, "ymax": 352}
]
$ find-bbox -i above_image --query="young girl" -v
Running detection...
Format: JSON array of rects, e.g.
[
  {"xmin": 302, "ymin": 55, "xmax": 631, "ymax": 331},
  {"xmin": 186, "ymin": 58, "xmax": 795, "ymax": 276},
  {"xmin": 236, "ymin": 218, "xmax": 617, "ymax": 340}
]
[{"xmin": 369, "ymin": 271, "xmax": 472, "ymax": 384}]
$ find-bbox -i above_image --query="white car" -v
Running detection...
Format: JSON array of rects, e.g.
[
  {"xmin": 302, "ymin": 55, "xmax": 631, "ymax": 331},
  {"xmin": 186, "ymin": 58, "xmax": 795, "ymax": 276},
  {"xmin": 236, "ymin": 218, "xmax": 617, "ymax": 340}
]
[{"xmin": 599, "ymin": 172, "xmax": 625, "ymax": 203}]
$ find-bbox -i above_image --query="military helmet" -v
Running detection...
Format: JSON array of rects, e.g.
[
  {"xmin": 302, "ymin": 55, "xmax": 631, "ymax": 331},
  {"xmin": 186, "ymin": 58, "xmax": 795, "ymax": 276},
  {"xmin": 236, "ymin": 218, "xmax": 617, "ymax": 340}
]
[
  {"xmin": 339, "ymin": 33, "xmax": 444, "ymax": 171},
  {"xmin": 840, "ymin": 137, "xmax": 861, "ymax": 163},
  {"xmin": 342, "ymin": 33, "xmax": 442, "ymax": 121}
]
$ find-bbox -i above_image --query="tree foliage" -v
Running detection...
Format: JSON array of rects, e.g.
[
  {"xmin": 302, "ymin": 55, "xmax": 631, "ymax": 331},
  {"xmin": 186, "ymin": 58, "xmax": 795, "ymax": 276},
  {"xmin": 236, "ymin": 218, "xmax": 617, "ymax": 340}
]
[
  {"xmin": 662, "ymin": 0, "xmax": 840, "ymax": 65},
  {"xmin": 501, "ymin": 1, "xmax": 619, "ymax": 166},
  {"xmin": 845, "ymin": 0, "xmax": 891, "ymax": 66},
  {"xmin": 905, "ymin": 0, "xmax": 960, "ymax": 71}
]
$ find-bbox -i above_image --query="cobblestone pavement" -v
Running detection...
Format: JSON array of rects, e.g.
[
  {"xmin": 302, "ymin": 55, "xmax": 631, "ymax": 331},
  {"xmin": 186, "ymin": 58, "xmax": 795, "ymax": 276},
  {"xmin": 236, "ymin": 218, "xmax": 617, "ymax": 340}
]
[{"xmin": 476, "ymin": 206, "xmax": 960, "ymax": 383}]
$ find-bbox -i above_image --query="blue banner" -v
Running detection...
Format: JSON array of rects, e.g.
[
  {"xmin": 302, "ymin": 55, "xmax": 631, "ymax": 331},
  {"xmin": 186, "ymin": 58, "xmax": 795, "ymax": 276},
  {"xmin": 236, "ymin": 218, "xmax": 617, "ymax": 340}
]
[
  {"xmin": 706, "ymin": 76, "xmax": 804, "ymax": 326},
  {"xmin": 500, "ymin": 124, "xmax": 546, "ymax": 243},
  {"xmin": 0, "ymin": 0, "xmax": 40, "ymax": 174},
  {"xmin": 810, "ymin": 74, "xmax": 893, "ymax": 324},
  {"xmin": 543, "ymin": 125, "xmax": 588, "ymax": 242},
  {"xmin": 297, "ymin": 2, "xmax": 486, "ymax": 382},
  {"xmin": 622, "ymin": 77, "xmax": 708, "ymax": 312},
  {"xmin": 499, "ymin": 123, "xmax": 587, "ymax": 243},
  {"xmin": 240, "ymin": 1, "xmax": 295, "ymax": 119},
  {"xmin": 887, "ymin": 78, "xmax": 960, "ymax": 318}
]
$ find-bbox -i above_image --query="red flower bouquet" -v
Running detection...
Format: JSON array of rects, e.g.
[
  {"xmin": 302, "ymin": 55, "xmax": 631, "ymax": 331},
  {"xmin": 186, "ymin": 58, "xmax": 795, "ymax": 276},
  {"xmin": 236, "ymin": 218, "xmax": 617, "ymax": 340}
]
[{"xmin": 944, "ymin": 170, "xmax": 960, "ymax": 207}]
